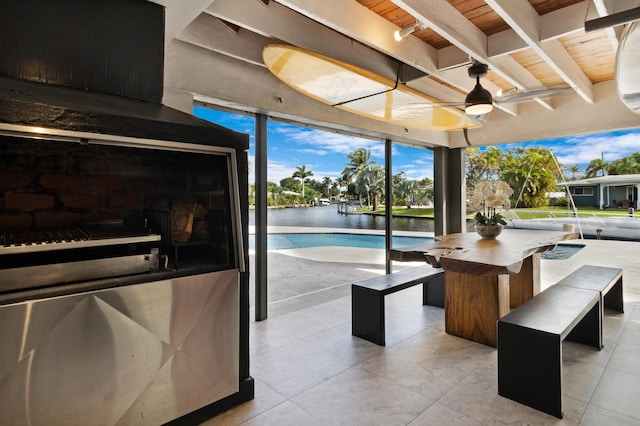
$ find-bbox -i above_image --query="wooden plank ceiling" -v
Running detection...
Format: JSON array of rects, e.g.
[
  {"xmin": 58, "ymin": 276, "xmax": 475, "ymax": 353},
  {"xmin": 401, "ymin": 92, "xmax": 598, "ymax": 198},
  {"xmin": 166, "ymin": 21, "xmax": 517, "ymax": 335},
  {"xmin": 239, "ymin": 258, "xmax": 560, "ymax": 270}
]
[
  {"xmin": 162, "ymin": 0, "xmax": 640, "ymax": 147},
  {"xmin": 356, "ymin": 0, "xmax": 614, "ymax": 90}
]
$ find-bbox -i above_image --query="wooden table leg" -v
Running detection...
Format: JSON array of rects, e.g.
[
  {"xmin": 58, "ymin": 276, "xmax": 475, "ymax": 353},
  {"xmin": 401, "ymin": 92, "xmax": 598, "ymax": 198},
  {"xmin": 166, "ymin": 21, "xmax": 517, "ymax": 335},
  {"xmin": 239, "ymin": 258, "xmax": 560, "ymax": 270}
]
[
  {"xmin": 508, "ymin": 253, "xmax": 540, "ymax": 308},
  {"xmin": 444, "ymin": 271, "xmax": 510, "ymax": 347}
]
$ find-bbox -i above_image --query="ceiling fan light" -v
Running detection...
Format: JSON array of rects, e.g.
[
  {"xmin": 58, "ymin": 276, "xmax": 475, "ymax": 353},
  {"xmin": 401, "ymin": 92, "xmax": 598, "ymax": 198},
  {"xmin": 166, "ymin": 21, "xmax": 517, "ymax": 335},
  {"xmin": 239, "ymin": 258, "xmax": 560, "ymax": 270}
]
[
  {"xmin": 465, "ymin": 103, "xmax": 493, "ymax": 115},
  {"xmin": 465, "ymin": 83, "xmax": 493, "ymax": 115}
]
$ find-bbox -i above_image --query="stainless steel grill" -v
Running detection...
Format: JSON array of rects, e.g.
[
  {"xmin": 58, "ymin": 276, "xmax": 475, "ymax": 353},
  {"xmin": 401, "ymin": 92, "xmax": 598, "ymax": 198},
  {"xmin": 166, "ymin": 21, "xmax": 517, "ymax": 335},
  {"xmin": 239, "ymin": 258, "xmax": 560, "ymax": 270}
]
[
  {"xmin": 0, "ymin": 225, "xmax": 163, "ymax": 291},
  {"xmin": 1, "ymin": 227, "xmax": 90, "ymax": 247},
  {"xmin": 0, "ymin": 226, "xmax": 161, "ymax": 255},
  {"xmin": 0, "ymin": 0, "xmax": 251, "ymax": 420}
]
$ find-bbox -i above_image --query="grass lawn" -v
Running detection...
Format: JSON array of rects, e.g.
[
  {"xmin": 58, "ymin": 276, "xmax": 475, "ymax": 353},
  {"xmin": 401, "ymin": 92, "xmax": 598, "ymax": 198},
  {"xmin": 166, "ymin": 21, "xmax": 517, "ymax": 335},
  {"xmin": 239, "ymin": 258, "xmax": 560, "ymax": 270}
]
[
  {"xmin": 364, "ymin": 205, "xmax": 639, "ymax": 220},
  {"xmin": 507, "ymin": 206, "xmax": 639, "ymax": 220},
  {"xmin": 367, "ymin": 206, "xmax": 435, "ymax": 218}
]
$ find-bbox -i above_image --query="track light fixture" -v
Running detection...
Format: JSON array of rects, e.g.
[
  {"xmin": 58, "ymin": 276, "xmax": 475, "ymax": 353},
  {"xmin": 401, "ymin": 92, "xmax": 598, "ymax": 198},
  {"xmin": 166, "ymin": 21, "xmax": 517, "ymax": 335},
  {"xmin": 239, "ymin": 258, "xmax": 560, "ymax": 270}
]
[
  {"xmin": 393, "ymin": 20, "xmax": 427, "ymax": 41},
  {"xmin": 464, "ymin": 62, "xmax": 494, "ymax": 115}
]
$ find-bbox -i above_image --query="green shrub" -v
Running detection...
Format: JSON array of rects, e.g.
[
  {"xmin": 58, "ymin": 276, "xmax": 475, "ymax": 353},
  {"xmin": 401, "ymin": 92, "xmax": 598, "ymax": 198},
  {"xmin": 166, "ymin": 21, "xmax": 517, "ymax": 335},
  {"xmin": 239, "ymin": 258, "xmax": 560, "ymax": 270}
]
[{"xmin": 550, "ymin": 197, "xmax": 568, "ymax": 207}]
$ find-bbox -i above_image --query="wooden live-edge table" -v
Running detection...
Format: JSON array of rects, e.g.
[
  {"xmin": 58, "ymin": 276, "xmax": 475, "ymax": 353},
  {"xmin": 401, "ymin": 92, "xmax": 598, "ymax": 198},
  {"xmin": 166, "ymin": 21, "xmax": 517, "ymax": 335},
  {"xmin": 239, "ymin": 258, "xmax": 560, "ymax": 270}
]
[{"xmin": 390, "ymin": 229, "xmax": 579, "ymax": 347}]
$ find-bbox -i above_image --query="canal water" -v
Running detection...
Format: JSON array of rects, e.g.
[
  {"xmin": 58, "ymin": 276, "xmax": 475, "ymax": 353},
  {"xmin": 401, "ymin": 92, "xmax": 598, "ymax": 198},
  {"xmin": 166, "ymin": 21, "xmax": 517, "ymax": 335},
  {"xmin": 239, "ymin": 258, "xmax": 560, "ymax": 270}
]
[
  {"xmin": 249, "ymin": 205, "xmax": 438, "ymax": 232},
  {"xmin": 248, "ymin": 207, "xmax": 583, "ymax": 259}
]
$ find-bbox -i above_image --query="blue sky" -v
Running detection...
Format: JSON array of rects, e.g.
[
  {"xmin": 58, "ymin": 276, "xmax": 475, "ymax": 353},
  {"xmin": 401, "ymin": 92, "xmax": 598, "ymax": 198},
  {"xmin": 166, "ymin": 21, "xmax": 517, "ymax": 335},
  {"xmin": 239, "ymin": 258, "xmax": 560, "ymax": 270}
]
[{"xmin": 195, "ymin": 106, "xmax": 640, "ymax": 185}]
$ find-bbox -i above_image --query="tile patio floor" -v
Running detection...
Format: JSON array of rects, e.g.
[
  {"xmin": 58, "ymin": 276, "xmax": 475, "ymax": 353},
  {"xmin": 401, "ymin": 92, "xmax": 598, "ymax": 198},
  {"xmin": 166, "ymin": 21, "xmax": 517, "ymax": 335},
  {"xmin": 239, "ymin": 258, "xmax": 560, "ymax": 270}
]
[{"xmin": 204, "ymin": 232, "xmax": 640, "ymax": 425}]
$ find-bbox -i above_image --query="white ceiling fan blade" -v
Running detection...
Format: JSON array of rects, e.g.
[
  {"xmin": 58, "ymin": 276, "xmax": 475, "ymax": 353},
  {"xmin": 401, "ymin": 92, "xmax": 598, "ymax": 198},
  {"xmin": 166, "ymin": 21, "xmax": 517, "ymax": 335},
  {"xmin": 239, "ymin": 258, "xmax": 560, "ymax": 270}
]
[{"xmin": 494, "ymin": 85, "xmax": 572, "ymax": 105}]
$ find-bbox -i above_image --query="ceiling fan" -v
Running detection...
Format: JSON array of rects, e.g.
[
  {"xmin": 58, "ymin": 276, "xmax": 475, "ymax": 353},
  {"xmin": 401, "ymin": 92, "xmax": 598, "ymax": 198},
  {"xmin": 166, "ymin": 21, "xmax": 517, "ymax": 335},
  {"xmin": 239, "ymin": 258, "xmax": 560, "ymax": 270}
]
[
  {"xmin": 463, "ymin": 62, "xmax": 494, "ymax": 115},
  {"xmin": 421, "ymin": 61, "xmax": 573, "ymax": 119},
  {"xmin": 403, "ymin": 59, "xmax": 573, "ymax": 145},
  {"xmin": 403, "ymin": 59, "xmax": 573, "ymax": 135}
]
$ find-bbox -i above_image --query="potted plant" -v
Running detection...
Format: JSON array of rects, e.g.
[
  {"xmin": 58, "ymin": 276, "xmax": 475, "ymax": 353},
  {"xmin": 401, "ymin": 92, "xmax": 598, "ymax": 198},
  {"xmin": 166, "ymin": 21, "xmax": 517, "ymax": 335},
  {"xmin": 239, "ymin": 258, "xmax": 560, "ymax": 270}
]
[{"xmin": 469, "ymin": 180, "xmax": 513, "ymax": 239}]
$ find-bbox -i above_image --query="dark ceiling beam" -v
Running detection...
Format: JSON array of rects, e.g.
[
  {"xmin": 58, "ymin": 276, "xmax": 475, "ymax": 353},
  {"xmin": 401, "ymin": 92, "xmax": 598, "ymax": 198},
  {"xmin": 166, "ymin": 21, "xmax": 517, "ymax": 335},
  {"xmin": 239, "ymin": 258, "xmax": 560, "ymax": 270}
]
[{"xmin": 585, "ymin": 7, "xmax": 640, "ymax": 31}]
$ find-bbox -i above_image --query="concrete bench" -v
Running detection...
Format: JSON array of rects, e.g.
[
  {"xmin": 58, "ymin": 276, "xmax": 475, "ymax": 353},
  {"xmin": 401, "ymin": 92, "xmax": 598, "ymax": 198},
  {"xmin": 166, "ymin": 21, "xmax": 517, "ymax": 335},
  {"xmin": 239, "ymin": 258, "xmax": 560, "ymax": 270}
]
[
  {"xmin": 351, "ymin": 265, "xmax": 444, "ymax": 346},
  {"xmin": 497, "ymin": 285, "xmax": 602, "ymax": 419},
  {"xmin": 555, "ymin": 264, "xmax": 624, "ymax": 313}
]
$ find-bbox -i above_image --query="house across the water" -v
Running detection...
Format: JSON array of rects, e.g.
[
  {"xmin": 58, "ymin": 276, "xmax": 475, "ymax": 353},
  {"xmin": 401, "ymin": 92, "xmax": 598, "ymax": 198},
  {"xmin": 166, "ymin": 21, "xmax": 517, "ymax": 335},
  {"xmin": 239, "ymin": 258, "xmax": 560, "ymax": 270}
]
[{"xmin": 562, "ymin": 174, "xmax": 640, "ymax": 209}]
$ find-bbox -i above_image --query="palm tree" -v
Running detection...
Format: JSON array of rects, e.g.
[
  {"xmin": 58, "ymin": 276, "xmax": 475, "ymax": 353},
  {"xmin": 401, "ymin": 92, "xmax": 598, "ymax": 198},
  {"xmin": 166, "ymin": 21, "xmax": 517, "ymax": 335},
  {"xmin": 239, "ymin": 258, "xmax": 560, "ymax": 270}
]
[
  {"xmin": 342, "ymin": 148, "xmax": 374, "ymax": 184},
  {"xmin": 266, "ymin": 181, "xmax": 281, "ymax": 205},
  {"xmin": 395, "ymin": 179, "xmax": 420, "ymax": 208},
  {"xmin": 321, "ymin": 176, "xmax": 332, "ymax": 197},
  {"xmin": 609, "ymin": 156, "xmax": 638, "ymax": 175},
  {"xmin": 338, "ymin": 175, "xmax": 349, "ymax": 198},
  {"xmin": 330, "ymin": 179, "xmax": 340, "ymax": 197},
  {"xmin": 356, "ymin": 165, "xmax": 385, "ymax": 210},
  {"xmin": 567, "ymin": 164, "xmax": 581, "ymax": 180},
  {"xmin": 584, "ymin": 158, "xmax": 610, "ymax": 178},
  {"xmin": 292, "ymin": 165, "xmax": 313, "ymax": 197}
]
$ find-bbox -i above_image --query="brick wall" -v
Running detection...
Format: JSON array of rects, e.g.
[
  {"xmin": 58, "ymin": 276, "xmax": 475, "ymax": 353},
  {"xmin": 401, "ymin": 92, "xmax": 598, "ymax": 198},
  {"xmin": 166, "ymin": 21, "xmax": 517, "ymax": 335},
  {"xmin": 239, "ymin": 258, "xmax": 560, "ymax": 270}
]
[{"xmin": 0, "ymin": 136, "xmax": 230, "ymax": 232}]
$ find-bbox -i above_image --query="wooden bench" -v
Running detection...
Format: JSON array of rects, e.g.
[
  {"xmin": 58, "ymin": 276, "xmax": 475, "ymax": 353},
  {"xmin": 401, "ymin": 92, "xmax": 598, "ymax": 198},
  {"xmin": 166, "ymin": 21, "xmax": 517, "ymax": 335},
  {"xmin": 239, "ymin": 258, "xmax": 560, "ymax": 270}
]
[
  {"xmin": 497, "ymin": 285, "xmax": 602, "ymax": 419},
  {"xmin": 351, "ymin": 265, "xmax": 444, "ymax": 346},
  {"xmin": 555, "ymin": 265, "xmax": 624, "ymax": 313}
]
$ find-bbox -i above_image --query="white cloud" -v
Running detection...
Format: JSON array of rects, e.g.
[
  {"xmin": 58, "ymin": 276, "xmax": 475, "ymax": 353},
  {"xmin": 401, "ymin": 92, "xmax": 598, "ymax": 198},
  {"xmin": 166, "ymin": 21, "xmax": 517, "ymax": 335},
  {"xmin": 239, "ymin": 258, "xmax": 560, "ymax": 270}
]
[
  {"xmin": 269, "ymin": 123, "xmax": 385, "ymax": 157},
  {"xmin": 520, "ymin": 130, "xmax": 640, "ymax": 168},
  {"xmin": 392, "ymin": 147, "xmax": 434, "ymax": 181},
  {"xmin": 263, "ymin": 163, "xmax": 341, "ymax": 185},
  {"xmin": 402, "ymin": 165, "xmax": 433, "ymax": 181},
  {"xmin": 267, "ymin": 160, "xmax": 295, "ymax": 184},
  {"xmin": 298, "ymin": 148, "xmax": 329, "ymax": 156},
  {"xmin": 311, "ymin": 169, "xmax": 342, "ymax": 180},
  {"xmin": 202, "ymin": 107, "xmax": 639, "ymax": 186}
]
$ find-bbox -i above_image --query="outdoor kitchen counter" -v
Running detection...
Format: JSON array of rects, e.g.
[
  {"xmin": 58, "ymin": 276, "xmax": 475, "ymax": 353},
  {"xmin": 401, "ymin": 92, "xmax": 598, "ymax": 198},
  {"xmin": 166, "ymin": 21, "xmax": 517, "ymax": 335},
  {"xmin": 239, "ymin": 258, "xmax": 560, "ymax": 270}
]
[
  {"xmin": 0, "ymin": 263, "xmax": 226, "ymax": 306},
  {"xmin": 390, "ymin": 229, "xmax": 579, "ymax": 346}
]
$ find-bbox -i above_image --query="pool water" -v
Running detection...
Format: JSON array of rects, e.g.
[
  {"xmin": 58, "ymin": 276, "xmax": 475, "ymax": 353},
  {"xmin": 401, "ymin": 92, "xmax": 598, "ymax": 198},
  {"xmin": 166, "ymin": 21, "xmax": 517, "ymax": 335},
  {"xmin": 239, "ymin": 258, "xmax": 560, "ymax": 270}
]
[
  {"xmin": 540, "ymin": 243, "xmax": 585, "ymax": 260},
  {"xmin": 248, "ymin": 233, "xmax": 434, "ymax": 250},
  {"xmin": 248, "ymin": 234, "xmax": 584, "ymax": 259}
]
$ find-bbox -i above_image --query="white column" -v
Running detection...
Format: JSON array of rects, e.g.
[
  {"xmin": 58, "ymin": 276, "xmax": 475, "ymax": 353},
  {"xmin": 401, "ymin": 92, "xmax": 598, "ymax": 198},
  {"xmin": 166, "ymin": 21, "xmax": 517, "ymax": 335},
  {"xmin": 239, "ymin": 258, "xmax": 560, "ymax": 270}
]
[
  {"xmin": 637, "ymin": 184, "xmax": 640, "ymax": 210},
  {"xmin": 599, "ymin": 184, "xmax": 605, "ymax": 209}
]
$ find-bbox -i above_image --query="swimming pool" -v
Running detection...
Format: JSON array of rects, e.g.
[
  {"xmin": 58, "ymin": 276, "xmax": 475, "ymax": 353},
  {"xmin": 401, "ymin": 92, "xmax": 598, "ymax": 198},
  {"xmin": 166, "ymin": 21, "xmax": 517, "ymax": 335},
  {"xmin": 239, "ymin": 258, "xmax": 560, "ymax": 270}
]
[
  {"xmin": 248, "ymin": 234, "xmax": 584, "ymax": 259},
  {"xmin": 540, "ymin": 243, "xmax": 585, "ymax": 259},
  {"xmin": 248, "ymin": 233, "xmax": 434, "ymax": 250}
]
